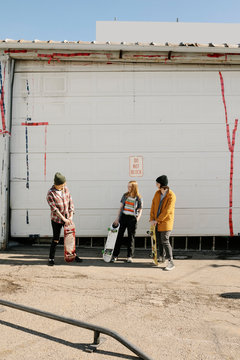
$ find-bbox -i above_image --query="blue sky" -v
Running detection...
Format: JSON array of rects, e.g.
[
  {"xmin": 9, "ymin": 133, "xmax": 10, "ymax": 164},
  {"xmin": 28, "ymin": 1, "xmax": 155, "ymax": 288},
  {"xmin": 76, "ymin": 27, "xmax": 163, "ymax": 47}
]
[{"xmin": 0, "ymin": 0, "xmax": 239, "ymax": 42}]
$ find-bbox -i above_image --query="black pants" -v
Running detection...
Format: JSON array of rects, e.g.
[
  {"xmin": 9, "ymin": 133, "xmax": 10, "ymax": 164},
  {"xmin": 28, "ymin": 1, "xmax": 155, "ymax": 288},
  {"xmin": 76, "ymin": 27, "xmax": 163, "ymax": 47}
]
[
  {"xmin": 155, "ymin": 229, "xmax": 173, "ymax": 260},
  {"xmin": 113, "ymin": 214, "xmax": 137, "ymax": 258},
  {"xmin": 49, "ymin": 220, "xmax": 64, "ymax": 260}
]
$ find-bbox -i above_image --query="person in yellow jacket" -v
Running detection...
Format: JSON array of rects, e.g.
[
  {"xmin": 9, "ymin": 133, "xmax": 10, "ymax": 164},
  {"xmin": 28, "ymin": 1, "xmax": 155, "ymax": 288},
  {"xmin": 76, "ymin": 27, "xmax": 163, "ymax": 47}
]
[{"xmin": 150, "ymin": 175, "xmax": 176, "ymax": 271}]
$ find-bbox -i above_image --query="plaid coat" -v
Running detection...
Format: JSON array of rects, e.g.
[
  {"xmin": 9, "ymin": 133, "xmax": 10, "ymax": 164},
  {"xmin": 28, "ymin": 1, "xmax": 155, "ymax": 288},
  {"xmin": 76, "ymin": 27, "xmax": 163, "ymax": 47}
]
[{"xmin": 46, "ymin": 185, "xmax": 74, "ymax": 224}]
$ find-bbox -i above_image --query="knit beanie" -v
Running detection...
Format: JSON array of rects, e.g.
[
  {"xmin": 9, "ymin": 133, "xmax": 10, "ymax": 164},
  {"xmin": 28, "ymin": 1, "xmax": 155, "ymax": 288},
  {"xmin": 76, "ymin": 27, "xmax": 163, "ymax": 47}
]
[
  {"xmin": 156, "ymin": 175, "xmax": 168, "ymax": 186},
  {"xmin": 54, "ymin": 172, "xmax": 66, "ymax": 185}
]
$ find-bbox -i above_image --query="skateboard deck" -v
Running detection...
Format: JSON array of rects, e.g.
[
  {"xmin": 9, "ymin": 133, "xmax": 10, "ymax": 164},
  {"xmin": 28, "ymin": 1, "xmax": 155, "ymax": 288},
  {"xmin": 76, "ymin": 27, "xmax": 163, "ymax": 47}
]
[
  {"xmin": 64, "ymin": 222, "xmax": 76, "ymax": 262},
  {"xmin": 103, "ymin": 223, "xmax": 120, "ymax": 263},
  {"xmin": 147, "ymin": 225, "xmax": 158, "ymax": 266}
]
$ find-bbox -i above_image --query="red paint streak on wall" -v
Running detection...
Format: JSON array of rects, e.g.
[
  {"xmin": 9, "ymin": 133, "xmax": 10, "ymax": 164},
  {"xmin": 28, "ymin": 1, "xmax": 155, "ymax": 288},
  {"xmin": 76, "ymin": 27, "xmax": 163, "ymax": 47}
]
[
  {"xmin": 4, "ymin": 50, "xmax": 28, "ymax": 53},
  {"xmin": 219, "ymin": 71, "xmax": 238, "ymax": 236},
  {"xmin": 37, "ymin": 52, "xmax": 112, "ymax": 64},
  {"xmin": 21, "ymin": 122, "xmax": 49, "ymax": 126},
  {"xmin": 208, "ymin": 53, "xmax": 239, "ymax": 58},
  {"xmin": 38, "ymin": 52, "xmax": 91, "ymax": 60},
  {"xmin": 208, "ymin": 54, "xmax": 225, "ymax": 58},
  {"xmin": 133, "ymin": 54, "xmax": 163, "ymax": 58},
  {"xmin": 0, "ymin": 64, "xmax": 10, "ymax": 136},
  {"xmin": 38, "ymin": 53, "xmax": 91, "ymax": 64},
  {"xmin": 133, "ymin": 54, "xmax": 182, "ymax": 59},
  {"xmin": 0, "ymin": 129, "xmax": 11, "ymax": 135},
  {"xmin": 54, "ymin": 52, "xmax": 92, "ymax": 57},
  {"xmin": 37, "ymin": 54, "xmax": 60, "ymax": 64},
  {"xmin": 0, "ymin": 68, "xmax": 6, "ymax": 132},
  {"xmin": 0, "ymin": 92, "xmax": 6, "ymax": 131}
]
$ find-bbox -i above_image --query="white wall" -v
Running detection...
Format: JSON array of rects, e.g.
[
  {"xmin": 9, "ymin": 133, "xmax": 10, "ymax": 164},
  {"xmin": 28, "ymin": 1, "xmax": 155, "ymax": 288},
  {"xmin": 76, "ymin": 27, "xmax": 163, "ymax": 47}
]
[
  {"xmin": 0, "ymin": 58, "xmax": 11, "ymax": 249},
  {"xmin": 10, "ymin": 61, "xmax": 240, "ymax": 237},
  {"xmin": 96, "ymin": 21, "xmax": 240, "ymax": 44}
]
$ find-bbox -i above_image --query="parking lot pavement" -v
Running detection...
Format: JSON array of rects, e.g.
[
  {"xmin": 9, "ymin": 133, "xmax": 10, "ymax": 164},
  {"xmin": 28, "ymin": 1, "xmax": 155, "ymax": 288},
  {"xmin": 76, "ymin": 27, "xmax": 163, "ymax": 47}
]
[{"xmin": 0, "ymin": 246, "xmax": 240, "ymax": 360}]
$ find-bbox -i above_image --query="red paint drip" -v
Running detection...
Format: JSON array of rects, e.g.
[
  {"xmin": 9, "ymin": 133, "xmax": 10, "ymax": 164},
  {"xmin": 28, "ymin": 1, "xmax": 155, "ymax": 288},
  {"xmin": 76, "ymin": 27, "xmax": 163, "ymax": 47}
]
[
  {"xmin": 21, "ymin": 122, "xmax": 49, "ymax": 126},
  {"xmin": 0, "ymin": 76, "xmax": 6, "ymax": 132},
  {"xmin": 37, "ymin": 54, "xmax": 60, "ymax": 64},
  {"xmin": 0, "ymin": 129, "xmax": 11, "ymax": 135},
  {"xmin": 219, "ymin": 71, "xmax": 238, "ymax": 236},
  {"xmin": 0, "ymin": 64, "xmax": 10, "ymax": 136}
]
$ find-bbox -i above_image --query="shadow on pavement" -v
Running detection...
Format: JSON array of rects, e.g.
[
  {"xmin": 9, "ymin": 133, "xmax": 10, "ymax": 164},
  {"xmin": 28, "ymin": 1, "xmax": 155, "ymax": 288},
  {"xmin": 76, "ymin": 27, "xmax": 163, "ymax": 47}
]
[
  {"xmin": 1, "ymin": 246, "xmax": 239, "ymax": 268},
  {"xmin": 0, "ymin": 247, "xmax": 160, "ymax": 268},
  {"xmin": 210, "ymin": 263, "xmax": 240, "ymax": 269},
  {"xmin": 0, "ymin": 319, "xmax": 138, "ymax": 359},
  {"xmin": 220, "ymin": 292, "xmax": 240, "ymax": 299},
  {"xmin": 0, "ymin": 256, "xmax": 160, "ymax": 269}
]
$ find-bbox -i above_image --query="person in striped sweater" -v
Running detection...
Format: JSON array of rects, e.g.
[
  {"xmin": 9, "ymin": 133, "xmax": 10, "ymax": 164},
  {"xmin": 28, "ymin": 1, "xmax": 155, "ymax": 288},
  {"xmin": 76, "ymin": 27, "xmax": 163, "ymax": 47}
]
[{"xmin": 112, "ymin": 181, "xmax": 143, "ymax": 263}]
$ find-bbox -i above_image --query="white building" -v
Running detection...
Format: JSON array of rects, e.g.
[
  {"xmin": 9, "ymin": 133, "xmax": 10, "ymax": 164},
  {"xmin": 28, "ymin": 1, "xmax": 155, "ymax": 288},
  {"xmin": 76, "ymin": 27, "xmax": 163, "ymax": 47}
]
[
  {"xmin": 96, "ymin": 21, "xmax": 240, "ymax": 44},
  {"xmin": 1, "ymin": 36, "xmax": 240, "ymax": 249}
]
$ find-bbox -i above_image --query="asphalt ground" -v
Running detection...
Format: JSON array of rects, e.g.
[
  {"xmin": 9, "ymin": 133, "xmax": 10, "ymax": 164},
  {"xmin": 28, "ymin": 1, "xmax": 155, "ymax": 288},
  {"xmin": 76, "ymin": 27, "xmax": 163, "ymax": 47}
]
[{"xmin": 0, "ymin": 246, "xmax": 239, "ymax": 360}]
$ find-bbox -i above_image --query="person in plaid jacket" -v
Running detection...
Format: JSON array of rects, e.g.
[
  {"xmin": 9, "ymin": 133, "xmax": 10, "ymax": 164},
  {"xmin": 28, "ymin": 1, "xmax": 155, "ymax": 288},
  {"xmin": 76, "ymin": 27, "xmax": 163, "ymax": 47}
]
[{"xmin": 47, "ymin": 172, "xmax": 82, "ymax": 266}]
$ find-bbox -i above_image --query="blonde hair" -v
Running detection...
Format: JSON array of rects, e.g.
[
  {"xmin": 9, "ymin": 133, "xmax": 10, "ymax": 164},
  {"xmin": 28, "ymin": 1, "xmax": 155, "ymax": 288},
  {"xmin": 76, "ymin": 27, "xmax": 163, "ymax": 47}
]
[{"xmin": 126, "ymin": 181, "xmax": 142, "ymax": 198}]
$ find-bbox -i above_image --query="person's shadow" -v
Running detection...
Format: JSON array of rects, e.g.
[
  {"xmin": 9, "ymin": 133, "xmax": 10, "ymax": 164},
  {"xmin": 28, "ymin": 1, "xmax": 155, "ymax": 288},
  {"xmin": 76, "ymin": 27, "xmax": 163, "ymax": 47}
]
[
  {"xmin": 219, "ymin": 292, "xmax": 240, "ymax": 299},
  {"xmin": 210, "ymin": 263, "xmax": 240, "ymax": 269}
]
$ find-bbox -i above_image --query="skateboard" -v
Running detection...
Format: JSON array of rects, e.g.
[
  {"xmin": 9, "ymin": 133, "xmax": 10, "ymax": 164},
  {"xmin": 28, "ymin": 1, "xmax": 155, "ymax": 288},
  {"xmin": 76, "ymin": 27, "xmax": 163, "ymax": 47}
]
[
  {"xmin": 147, "ymin": 225, "xmax": 158, "ymax": 265},
  {"xmin": 103, "ymin": 223, "xmax": 120, "ymax": 263},
  {"xmin": 64, "ymin": 222, "xmax": 76, "ymax": 262}
]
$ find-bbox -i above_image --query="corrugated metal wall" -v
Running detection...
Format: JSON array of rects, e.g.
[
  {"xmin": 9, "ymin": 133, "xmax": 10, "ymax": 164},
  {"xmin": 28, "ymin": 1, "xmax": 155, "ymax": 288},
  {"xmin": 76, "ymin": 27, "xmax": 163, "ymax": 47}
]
[{"xmin": 10, "ymin": 61, "xmax": 240, "ymax": 237}]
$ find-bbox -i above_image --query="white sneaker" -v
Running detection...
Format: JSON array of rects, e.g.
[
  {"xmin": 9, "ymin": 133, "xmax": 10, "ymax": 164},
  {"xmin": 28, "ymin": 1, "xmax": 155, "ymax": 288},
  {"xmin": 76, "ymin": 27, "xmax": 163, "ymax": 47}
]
[
  {"xmin": 127, "ymin": 257, "xmax": 133, "ymax": 263},
  {"xmin": 158, "ymin": 256, "xmax": 166, "ymax": 263},
  {"xmin": 165, "ymin": 260, "xmax": 175, "ymax": 271}
]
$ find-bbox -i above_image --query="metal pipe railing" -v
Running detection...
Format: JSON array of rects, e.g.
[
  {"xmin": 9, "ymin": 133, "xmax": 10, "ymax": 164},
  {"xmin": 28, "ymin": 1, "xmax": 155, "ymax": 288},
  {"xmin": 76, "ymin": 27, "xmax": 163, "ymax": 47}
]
[{"xmin": 0, "ymin": 299, "xmax": 154, "ymax": 360}]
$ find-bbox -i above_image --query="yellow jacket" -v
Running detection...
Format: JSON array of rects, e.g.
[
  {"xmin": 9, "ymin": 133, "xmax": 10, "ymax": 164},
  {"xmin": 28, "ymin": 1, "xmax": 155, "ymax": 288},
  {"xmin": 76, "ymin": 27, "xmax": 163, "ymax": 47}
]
[{"xmin": 150, "ymin": 188, "xmax": 176, "ymax": 231}]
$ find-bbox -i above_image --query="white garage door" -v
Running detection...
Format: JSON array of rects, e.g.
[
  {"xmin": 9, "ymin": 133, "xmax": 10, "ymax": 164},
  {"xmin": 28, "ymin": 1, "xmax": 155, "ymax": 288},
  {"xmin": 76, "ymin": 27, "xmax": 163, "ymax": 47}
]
[{"xmin": 10, "ymin": 61, "xmax": 240, "ymax": 237}]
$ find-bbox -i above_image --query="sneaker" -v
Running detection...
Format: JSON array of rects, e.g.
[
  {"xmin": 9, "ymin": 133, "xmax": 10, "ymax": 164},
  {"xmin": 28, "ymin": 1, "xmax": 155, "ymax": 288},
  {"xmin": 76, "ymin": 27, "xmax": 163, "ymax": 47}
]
[
  {"xmin": 48, "ymin": 259, "xmax": 54, "ymax": 266},
  {"xmin": 158, "ymin": 256, "xmax": 166, "ymax": 263},
  {"xmin": 75, "ymin": 256, "xmax": 83, "ymax": 263},
  {"xmin": 127, "ymin": 257, "xmax": 133, "ymax": 263},
  {"xmin": 165, "ymin": 260, "xmax": 175, "ymax": 271}
]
